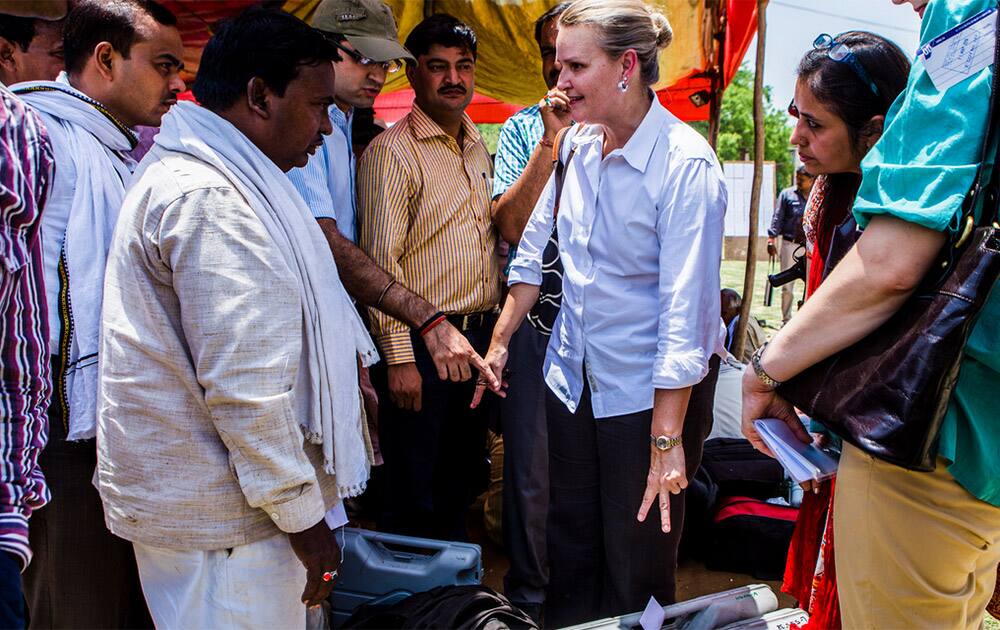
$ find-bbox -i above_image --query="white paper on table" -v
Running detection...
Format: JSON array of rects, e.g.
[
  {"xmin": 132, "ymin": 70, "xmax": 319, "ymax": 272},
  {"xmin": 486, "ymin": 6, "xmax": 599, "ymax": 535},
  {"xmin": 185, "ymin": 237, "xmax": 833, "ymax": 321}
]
[{"xmin": 639, "ymin": 596, "xmax": 666, "ymax": 630}]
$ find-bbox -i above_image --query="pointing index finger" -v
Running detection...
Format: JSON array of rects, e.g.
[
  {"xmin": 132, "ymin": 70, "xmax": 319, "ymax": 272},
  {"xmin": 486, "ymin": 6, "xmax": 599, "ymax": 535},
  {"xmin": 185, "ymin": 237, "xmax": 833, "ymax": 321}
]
[
  {"xmin": 470, "ymin": 352, "xmax": 500, "ymax": 390},
  {"xmin": 661, "ymin": 491, "xmax": 672, "ymax": 533}
]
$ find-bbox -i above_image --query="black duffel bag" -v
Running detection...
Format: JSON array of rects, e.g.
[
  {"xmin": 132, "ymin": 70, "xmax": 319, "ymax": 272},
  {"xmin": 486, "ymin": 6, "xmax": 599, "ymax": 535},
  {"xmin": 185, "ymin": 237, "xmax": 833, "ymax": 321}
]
[{"xmin": 342, "ymin": 585, "xmax": 537, "ymax": 630}]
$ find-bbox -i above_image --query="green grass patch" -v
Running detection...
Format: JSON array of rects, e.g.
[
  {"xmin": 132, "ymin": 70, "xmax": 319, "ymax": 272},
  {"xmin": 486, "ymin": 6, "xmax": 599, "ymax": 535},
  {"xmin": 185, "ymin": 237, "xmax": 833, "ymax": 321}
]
[{"xmin": 720, "ymin": 259, "xmax": 800, "ymax": 333}]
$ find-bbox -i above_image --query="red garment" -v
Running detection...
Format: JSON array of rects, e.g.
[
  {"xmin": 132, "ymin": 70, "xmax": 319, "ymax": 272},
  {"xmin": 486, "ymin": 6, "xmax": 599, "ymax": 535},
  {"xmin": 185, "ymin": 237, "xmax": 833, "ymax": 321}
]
[
  {"xmin": 783, "ymin": 483, "xmax": 829, "ymax": 605},
  {"xmin": 805, "ymin": 251, "xmax": 825, "ymax": 298},
  {"xmin": 789, "ymin": 173, "xmax": 862, "ymax": 629},
  {"xmin": 803, "ymin": 175, "xmax": 854, "ymax": 298},
  {"xmin": 785, "ymin": 479, "xmax": 840, "ymax": 630}
]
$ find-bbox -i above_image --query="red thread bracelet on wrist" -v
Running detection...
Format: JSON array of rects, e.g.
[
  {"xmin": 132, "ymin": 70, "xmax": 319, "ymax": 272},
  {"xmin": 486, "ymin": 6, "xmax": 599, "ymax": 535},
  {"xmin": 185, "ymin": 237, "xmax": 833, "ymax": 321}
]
[{"xmin": 418, "ymin": 314, "xmax": 447, "ymax": 337}]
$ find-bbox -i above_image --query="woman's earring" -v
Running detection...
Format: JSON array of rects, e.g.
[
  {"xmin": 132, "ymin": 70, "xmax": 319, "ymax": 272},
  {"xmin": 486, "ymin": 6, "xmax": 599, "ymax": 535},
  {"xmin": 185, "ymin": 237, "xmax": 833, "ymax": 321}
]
[{"xmin": 618, "ymin": 78, "xmax": 628, "ymax": 92}]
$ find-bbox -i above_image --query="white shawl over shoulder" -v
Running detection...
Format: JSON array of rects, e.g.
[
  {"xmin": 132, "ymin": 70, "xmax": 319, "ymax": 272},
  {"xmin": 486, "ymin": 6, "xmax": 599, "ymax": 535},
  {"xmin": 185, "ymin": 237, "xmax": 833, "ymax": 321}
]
[
  {"xmin": 155, "ymin": 101, "xmax": 379, "ymax": 498},
  {"xmin": 14, "ymin": 73, "xmax": 136, "ymax": 441}
]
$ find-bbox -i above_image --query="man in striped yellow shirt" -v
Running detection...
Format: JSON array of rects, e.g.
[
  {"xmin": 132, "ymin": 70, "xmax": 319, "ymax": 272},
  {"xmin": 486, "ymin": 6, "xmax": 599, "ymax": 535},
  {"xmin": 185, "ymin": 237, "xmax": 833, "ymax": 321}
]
[{"xmin": 357, "ymin": 13, "xmax": 501, "ymax": 540}]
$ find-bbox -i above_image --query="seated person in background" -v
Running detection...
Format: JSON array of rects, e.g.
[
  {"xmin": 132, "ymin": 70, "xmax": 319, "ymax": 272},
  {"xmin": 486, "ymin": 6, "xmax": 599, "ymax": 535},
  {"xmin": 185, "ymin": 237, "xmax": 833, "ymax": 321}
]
[
  {"xmin": 709, "ymin": 354, "xmax": 745, "ymax": 441},
  {"xmin": 721, "ymin": 288, "xmax": 766, "ymax": 363}
]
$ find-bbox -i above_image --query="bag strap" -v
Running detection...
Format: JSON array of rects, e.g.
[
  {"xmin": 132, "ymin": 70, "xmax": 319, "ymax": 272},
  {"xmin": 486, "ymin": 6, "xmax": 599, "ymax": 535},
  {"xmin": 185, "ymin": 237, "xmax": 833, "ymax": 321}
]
[
  {"xmin": 551, "ymin": 125, "xmax": 577, "ymax": 219},
  {"xmin": 964, "ymin": 12, "xmax": 1000, "ymax": 229}
]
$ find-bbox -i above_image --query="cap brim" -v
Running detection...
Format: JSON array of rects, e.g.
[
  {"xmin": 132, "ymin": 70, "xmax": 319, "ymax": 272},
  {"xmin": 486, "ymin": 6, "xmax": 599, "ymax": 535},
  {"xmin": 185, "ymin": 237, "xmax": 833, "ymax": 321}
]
[
  {"xmin": 344, "ymin": 34, "xmax": 415, "ymax": 63},
  {"xmin": 0, "ymin": 0, "xmax": 67, "ymax": 19}
]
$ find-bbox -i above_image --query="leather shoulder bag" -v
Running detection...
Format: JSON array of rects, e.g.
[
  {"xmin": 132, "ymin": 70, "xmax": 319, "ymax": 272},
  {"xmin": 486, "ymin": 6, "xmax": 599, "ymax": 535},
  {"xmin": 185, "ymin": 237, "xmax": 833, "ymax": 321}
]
[
  {"xmin": 526, "ymin": 126, "xmax": 577, "ymax": 336},
  {"xmin": 777, "ymin": 29, "xmax": 1000, "ymax": 471}
]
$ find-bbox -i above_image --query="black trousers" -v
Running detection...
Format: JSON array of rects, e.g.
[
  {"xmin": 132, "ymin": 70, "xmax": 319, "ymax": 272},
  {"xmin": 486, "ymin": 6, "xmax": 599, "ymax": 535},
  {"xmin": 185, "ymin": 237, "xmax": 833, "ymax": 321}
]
[
  {"xmin": 373, "ymin": 326, "xmax": 494, "ymax": 541},
  {"xmin": 0, "ymin": 552, "xmax": 25, "ymax": 629},
  {"xmin": 544, "ymin": 356, "xmax": 720, "ymax": 627},
  {"xmin": 23, "ymin": 392, "xmax": 151, "ymax": 629},
  {"xmin": 499, "ymin": 320, "xmax": 550, "ymax": 606}
]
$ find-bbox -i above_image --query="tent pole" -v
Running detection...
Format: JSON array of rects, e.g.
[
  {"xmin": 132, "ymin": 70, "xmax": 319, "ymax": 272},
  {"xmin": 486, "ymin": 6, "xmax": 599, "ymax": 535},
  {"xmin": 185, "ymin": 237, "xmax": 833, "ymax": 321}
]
[
  {"xmin": 708, "ymin": 0, "xmax": 727, "ymax": 149},
  {"xmin": 423, "ymin": 0, "xmax": 435, "ymax": 18},
  {"xmin": 732, "ymin": 0, "xmax": 767, "ymax": 361}
]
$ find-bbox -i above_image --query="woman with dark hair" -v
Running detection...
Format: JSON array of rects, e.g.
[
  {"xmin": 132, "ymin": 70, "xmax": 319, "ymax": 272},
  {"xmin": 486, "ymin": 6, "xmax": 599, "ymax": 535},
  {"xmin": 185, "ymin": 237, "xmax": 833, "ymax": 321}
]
[
  {"xmin": 772, "ymin": 31, "xmax": 910, "ymax": 630},
  {"xmin": 791, "ymin": 31, "xmax": 910, "ymax": 296},
  {"xmin": 744, "ymin": 0, "xmax": 1000, "ymax": 627}
]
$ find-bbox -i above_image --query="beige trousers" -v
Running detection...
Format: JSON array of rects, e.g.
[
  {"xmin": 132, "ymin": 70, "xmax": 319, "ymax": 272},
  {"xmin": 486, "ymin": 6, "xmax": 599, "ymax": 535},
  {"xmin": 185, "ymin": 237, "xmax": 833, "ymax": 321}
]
[{"xmin": 834, "ymin": 444, "xmax": 1000, "ymax": 629}]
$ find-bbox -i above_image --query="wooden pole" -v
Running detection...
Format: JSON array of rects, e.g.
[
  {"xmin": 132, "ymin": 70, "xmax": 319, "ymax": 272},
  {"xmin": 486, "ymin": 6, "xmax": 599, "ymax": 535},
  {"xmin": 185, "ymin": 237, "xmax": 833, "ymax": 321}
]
[
  {"xmin": 708, "ymin": 0, "xmax": 727, "ymax": 149},
  {"xmin": 732, "ymin": 0, "xmax": 767, "ymax": 361}
]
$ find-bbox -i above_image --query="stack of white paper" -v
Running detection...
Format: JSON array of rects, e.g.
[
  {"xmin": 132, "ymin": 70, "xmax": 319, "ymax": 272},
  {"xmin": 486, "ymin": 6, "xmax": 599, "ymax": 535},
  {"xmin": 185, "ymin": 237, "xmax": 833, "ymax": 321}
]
[{"xmin": 753, "ymin": 418, "xmax": 838, "ymax": 485}]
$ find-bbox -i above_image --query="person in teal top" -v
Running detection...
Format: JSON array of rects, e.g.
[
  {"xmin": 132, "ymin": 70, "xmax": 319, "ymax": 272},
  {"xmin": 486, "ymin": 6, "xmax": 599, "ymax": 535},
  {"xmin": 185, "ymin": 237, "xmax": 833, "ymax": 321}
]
[
  {"xmin": 742, "ymin": 0, "xmax": 1000, "ymax": 627},
  {"xmin": 855, "ymin": 0, "xmax": 999, "ymax": 509}
]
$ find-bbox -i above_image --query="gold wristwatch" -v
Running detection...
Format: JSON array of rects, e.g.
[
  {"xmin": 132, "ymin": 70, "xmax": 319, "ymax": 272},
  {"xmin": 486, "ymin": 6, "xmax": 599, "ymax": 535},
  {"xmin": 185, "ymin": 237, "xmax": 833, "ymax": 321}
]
[
  {"xmin": 650, "ymin": 434, "xmax": 682, "ymax": 451},
  {"xmin": 751, "ymin": 343, "xmax": 782, "ymax": 390}
]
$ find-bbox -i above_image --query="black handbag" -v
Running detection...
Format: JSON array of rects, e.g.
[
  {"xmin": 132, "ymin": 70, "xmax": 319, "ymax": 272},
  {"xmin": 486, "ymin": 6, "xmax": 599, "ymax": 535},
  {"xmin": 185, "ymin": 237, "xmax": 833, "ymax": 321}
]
[
  {"xmin": 526, "ymin": 127, "xmax": 576, "ymax": 336},
  {"xmin": 777, "ymin": 34, "xmax": 1000, "ymax": 471}
]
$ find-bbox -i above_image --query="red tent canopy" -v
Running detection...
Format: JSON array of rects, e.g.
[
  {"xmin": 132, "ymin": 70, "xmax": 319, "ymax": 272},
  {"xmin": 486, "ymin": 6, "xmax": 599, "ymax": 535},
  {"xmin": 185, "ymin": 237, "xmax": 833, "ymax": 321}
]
[
  {"xmin": 166, "ymin": 0, "xmax": 758, "ymax": 125},
  {"xmin": 372, "ymin": 0, "xmax": 758, "ymax": 124}
]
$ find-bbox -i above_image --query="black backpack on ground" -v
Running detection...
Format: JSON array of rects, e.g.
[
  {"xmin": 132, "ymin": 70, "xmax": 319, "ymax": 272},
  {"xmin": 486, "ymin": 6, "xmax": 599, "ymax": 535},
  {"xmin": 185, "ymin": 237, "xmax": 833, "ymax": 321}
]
[
  {"xmin": 342, "ymin": 585, "xmax": 538, "ymax": 630},
  {"xmin": 700, "ymin": 438, "xmax": 785, "ymax": 500},
  {"xmin": 704, "ymin": 495, "xmax": 797, "ymax": 581}
]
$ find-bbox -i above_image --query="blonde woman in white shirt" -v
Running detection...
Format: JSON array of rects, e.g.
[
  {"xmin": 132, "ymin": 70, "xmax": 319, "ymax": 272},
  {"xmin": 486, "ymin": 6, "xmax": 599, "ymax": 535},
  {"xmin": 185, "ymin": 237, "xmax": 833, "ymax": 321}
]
[{"xmin": 473, "ymin": 0, "xmax": 727, "ymax": 624}]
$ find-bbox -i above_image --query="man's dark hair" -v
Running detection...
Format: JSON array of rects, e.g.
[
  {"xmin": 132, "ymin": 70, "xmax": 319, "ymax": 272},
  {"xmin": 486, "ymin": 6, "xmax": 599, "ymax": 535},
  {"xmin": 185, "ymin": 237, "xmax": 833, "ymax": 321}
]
[
  {"xmin": 533, "ymin": 2, "xmax": 571, "ymax": 47},
  {"xmin": 721, "ymin": 288, "xmax": 741, "ymax": 310},
  {"xmin": 720, "ymin": 288, "xmax": 742, "ymax": 325},
  {"xmin": 796, "ymin": 165, "xmax": 812, "ymax": 177},
  {"xmin": 193, "ymin": 8, "xmax": 340, "ymax": 112},
  {"xmin": 0, "ymin": 14, "xmax": 36, "ymax": 51},
  {"xmin": 64, "ymin": 0, "xmax": 177, "ymax": 75},
  {"xmin": 403, "ymin": 13, "xmax": 476, "ymax": 64}
]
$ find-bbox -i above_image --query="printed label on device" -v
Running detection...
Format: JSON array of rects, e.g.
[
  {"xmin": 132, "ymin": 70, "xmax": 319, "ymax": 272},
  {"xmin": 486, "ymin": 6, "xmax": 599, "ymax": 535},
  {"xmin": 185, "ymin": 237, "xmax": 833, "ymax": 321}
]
[{"xmin": 918, "ymin": 7, "xmax": 997, "ymax": 92}]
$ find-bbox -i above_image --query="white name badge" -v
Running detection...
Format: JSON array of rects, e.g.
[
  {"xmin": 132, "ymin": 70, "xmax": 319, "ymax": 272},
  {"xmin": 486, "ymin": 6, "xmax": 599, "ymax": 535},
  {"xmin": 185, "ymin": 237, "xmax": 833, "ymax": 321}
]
[{"xmin": 918, "ymin": 7, "xmax": 997, "ymax": 92}]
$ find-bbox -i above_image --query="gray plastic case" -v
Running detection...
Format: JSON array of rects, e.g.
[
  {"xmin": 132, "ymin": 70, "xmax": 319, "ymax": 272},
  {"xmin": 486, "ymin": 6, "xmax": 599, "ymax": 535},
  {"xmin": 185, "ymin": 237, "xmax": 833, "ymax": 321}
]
[{"xmin": 331, "ymin": 527, "xmax": 483, "ymax": 627}]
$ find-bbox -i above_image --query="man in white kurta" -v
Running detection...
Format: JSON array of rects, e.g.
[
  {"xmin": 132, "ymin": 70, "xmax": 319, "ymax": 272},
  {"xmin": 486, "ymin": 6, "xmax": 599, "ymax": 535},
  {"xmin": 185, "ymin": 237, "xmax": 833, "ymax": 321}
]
[{"xmin": 98, "ymin": 10, "xmax": 374, "ymax": 628}]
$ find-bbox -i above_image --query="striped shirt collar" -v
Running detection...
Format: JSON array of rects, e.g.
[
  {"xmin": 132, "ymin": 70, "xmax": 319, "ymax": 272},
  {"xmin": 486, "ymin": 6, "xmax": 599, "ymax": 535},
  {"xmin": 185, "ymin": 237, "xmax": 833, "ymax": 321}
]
[{"xmin": 408, "ymin": 101, "xmax": 481, "ymax": 146}]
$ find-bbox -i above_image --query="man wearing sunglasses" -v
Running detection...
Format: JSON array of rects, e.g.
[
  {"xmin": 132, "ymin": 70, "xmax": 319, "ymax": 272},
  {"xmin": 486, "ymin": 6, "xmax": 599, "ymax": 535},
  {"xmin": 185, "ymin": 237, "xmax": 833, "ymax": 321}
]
[
  {"xmin": 288, "ymin": 0, "xmax": 499, "ymax": 479},
  {"xmin": 290, "ymin": 0, "xmax": 410, "ymax": 247}
]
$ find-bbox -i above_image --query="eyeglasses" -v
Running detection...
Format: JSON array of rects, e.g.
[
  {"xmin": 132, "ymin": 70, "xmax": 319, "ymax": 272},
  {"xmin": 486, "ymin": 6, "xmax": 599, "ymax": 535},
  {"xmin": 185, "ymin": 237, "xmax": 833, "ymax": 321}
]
[
  {"xmin": 333, "ymin": 40, "xmax": 401, "ymax": 74},
  {"xmin": 788, "ymin": 99, "xmax": 799, "ymax": 118},
  {"xmin": 812, "ymin": 33, "xmax": 879, "ymax": 96}
]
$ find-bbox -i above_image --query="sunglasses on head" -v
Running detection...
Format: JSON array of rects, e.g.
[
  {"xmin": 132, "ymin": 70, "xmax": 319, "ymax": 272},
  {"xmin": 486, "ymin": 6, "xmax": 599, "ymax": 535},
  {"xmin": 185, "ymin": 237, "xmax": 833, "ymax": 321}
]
[
  {"xmin": 332, "ymin": 40, "xmax": 401, "ymax": 74},
  {"xmin": 813, "ymin": 33, "xmax": 880, "ymax": 96}
]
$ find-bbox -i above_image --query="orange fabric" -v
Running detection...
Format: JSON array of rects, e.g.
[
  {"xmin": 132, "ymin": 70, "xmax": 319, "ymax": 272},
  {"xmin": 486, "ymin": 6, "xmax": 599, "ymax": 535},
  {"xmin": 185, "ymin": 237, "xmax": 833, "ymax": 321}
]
[{"xmin": 162, "ymin": 0, "xmax": 758, "ymax": 124}]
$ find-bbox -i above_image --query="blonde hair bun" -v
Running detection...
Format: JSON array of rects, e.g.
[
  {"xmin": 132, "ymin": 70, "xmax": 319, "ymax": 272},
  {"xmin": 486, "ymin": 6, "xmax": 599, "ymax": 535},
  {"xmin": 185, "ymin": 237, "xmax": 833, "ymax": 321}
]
[
  {"xmin": 560, "ymin": 0, "xmax": 672, "ymax": 85},
  {"xmin": 649, "ymin": 10, "xmax": 673, "ymax": 49}
]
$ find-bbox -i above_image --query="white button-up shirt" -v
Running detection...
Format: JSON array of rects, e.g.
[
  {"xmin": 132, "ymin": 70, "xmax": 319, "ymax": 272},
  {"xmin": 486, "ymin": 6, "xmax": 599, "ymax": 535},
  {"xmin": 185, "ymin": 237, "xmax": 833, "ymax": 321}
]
[{"xmin": 508, "ymin": 97, "xmax": 727, "ymax": 418}]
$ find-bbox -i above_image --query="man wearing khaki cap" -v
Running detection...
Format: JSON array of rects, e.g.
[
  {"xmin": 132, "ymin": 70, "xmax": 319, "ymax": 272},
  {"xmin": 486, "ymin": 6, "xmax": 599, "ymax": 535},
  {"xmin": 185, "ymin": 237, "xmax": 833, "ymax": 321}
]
[
  {"xmin": 290, "ymin": 0, "xmax": 413, "ymax": 248},
  {"xmin": 288, "ymin": 0, "xmax": 498, "ymax": 480}
]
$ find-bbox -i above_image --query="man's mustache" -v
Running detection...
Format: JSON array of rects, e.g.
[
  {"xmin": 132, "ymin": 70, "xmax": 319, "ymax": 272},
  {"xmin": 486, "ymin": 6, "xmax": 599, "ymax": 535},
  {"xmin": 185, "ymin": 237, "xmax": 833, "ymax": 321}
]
[{"xmin": 438, "ymin": 85, "xmax": 466, "ymax": 94}]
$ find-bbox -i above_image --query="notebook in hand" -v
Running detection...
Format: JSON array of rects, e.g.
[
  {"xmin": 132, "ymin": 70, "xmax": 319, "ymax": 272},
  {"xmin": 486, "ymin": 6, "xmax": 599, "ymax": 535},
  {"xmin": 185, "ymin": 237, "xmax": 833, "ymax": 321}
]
[{"xmin": 753, "ymin": 418, "xmax": 838, "ymax": 485}]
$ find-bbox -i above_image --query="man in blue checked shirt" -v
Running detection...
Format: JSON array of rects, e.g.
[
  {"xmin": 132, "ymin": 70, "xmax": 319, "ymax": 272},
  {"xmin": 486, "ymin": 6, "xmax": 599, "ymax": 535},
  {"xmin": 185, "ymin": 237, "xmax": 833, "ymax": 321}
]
[
  {"xmin": 488, "ymin": 3, "xmax": 572, "ymax": 622},
  {"xmin": 287, "ymin": 0, "xmax": 498, "ymax": 427}
]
